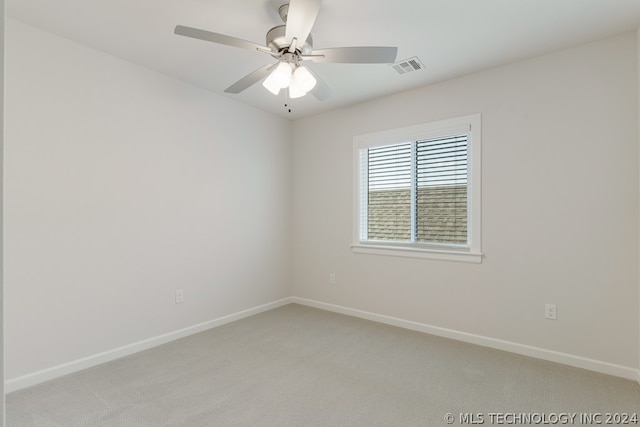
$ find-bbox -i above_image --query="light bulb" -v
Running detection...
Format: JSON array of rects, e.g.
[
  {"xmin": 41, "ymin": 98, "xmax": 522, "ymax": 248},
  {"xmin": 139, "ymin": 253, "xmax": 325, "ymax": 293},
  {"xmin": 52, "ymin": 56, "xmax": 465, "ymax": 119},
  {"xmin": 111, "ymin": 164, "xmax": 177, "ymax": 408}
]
[
  {"xmin": 262, "ymin": 76, "xmax": 281, "ymax": 95},
  {"xmin": 292, "ymin": 66, "xmax": 317, "ymax": 92},
  {"xmin": 262, "ymin": 62, "xmax": 294, "ymax": 95},
  {"xmin": 271, "ymin": 62, "xmax": 293, "ymax": 88},
  {"xmin": 288, "ymin": 79, "xmax": 307, "ymax": 99}
]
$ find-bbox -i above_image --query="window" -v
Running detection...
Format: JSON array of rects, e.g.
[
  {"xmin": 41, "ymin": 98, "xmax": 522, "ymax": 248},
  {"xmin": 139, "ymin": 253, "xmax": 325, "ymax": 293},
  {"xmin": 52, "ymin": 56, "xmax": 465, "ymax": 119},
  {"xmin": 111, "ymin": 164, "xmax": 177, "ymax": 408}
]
[{"xmin": 353, "ymin": 114, "xmax": 482, "ymax": 263}]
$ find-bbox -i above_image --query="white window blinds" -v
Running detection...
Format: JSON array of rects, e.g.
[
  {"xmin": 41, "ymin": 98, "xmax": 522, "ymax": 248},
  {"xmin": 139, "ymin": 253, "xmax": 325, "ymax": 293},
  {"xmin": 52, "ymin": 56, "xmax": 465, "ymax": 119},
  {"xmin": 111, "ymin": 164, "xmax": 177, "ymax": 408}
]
[
  {"xmin": 416, "ymin": 135, "xmax": 468, "ymax": 244},
  {"xmin": 363, "ymin": 134, "xmax": 468, "ymax": 246},
  {"xmin": 353, "ymin": 114, "xmax": 481, "ymax": 262},
  {"xmin": 367, "ymin": 143, "xmax": 413, "ymax": 242}
]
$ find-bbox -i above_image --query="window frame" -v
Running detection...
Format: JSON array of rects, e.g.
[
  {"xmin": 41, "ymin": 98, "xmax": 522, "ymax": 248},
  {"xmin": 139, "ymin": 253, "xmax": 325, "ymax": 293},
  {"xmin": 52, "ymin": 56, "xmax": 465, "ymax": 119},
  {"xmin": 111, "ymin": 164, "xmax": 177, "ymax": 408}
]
[{"xmin": 352, "ymin": 114, "xmax": 482, "ymax": 263}]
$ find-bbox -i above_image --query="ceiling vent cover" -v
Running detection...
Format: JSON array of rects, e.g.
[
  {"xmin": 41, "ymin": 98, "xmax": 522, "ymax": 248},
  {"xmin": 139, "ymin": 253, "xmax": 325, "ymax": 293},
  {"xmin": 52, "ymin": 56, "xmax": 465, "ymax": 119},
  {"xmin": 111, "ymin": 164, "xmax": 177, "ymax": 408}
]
[{"xmin": 392, "ymin": 57, "xmax": 424, "ymax": 74}]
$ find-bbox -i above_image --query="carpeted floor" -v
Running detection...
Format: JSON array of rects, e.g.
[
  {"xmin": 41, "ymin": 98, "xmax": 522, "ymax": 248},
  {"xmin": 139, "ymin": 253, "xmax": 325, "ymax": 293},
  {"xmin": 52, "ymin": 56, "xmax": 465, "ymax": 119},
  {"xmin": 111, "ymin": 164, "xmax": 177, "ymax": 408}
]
[{"xmin": 7, "ymin": 304, "xmax": 640, "ymax": 426}]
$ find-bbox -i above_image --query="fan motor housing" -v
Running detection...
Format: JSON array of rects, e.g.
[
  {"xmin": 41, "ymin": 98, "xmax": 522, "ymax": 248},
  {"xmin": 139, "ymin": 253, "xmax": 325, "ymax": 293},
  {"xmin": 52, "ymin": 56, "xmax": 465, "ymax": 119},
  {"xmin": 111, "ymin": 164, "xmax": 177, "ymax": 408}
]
[{"xmin": 266, "ymin": 25, "xmax": 313, "ymax": 57}]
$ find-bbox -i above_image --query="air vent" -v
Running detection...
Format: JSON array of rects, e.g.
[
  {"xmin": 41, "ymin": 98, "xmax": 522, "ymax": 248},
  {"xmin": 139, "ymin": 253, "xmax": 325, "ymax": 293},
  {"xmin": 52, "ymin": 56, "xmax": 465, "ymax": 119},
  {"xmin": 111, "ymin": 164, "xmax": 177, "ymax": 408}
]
[{"xmin": 392, "ymin": 57, "xmax": 424, "ymax": 74}]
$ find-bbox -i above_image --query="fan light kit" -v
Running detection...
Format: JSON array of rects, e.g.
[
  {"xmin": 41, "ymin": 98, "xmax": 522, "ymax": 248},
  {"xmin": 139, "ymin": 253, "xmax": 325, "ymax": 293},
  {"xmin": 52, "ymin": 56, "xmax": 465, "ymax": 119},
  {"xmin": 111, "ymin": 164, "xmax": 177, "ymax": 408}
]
[
  {"xmin": 174, "ymin": 0, "xmax": 398, "ymax": 111},
  {"xmin": 262, "ymin": 55, "xmax": 317, "ymax": 98}
]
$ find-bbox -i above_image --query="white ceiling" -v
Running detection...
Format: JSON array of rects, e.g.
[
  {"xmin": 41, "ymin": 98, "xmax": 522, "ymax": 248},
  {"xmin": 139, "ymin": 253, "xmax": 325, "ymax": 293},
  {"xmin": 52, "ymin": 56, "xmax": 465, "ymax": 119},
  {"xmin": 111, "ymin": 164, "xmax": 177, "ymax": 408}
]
[{"xmin": 8, "ymin": 0, "xmax": 640, "ymax": 119}]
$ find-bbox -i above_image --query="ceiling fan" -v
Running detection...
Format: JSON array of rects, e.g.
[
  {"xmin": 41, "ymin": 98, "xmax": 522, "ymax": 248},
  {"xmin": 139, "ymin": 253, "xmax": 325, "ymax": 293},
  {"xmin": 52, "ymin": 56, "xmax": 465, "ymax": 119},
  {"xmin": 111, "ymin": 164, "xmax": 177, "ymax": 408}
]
[{"xmin": 174, "ymin": 0, "xmax": 398, "ymax": 103}]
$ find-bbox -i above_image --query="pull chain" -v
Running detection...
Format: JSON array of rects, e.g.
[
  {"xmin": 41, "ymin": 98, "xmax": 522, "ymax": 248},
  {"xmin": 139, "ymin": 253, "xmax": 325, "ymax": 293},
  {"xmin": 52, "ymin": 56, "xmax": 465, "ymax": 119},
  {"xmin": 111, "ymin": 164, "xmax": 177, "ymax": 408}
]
[{"xmin": 283, "ymin": 88, "xmax": 292, "ymax": 113}]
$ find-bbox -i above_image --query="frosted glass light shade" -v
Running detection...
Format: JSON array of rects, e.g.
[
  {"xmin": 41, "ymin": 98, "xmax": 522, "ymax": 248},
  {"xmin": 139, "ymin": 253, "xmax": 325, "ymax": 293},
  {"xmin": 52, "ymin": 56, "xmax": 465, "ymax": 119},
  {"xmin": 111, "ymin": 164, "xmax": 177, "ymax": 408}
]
[
  {"xmin": 263, "ymin": 62, "xmax": 294, "ymax": 95},
  {"xmin": 269, "ymin": 62, "xmax": 293, "ymax": 87},
  {"xmin": 262, "ymin": 77, "xmax": 281, "ymax": 95},
  {"xmin": 292, "ymin": 66, "xmax": 316, "ymax": 92},
  {"xmin": 288, "ymin": 80, "xmax": 307, "ymax": 98},
  {"xmin": 262, "ymin": 63, "xmax": 316, "ymax": 98}
]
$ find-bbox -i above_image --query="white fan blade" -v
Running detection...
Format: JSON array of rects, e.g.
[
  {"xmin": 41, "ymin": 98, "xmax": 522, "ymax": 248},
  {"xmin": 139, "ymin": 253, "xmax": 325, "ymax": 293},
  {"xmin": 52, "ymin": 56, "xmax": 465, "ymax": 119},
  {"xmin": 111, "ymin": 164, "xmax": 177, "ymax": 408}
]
[
  {"xmin": 285, "ymin": 0, "xmax": 322, "ymax": 46},
  {"xmin": 309, "ymin": 46, "xmax": 398, "ymax": 64},
  {"xmin": 305, "ymin": 67, "xmax": 332, "ymax": 101},
  {"xmin": 225, "ymin": 63, "xmax": 278, "ymax": 94},
  {"xmin": 175, "ymin": 25, "xmax": 271, "ymax": 54}
]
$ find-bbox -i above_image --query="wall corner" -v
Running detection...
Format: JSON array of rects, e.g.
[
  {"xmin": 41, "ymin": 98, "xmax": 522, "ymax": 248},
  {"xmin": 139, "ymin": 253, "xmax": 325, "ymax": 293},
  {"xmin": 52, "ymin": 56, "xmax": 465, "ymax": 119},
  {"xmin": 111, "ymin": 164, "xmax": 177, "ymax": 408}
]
[{"xmin": 637, "ymin": 27, "xmax": 640, "ymax": 379}]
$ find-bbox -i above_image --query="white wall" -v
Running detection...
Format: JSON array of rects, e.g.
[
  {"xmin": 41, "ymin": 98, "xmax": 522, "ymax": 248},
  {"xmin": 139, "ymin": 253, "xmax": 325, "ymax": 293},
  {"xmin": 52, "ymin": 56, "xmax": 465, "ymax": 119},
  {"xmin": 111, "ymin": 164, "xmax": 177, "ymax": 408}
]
[
  {"xmin": 292, "ymin": 33, "xmax": 639, "ymax": 371},
  {"xmin": 5, "ymin": 20, "xmax": 292, "ymax": 381},
  {"xmin": 1, "ymin": 0, "xmax": 5, "ymax": 423},
  {"xmin": 638, "ymin": 28, "xmax": 640, "ymax": 378},
  {"xmin": 5, "ymin": 18, "xmax": 640, "ymax": 392}
]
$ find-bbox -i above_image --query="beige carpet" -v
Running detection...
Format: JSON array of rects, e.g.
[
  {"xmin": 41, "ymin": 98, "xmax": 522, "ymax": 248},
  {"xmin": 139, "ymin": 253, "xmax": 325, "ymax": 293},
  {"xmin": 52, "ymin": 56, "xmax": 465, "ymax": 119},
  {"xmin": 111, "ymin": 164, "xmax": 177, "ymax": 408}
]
[{"xmin": 7, "ymin": 304, "xmax": 640, "ymax": 426}]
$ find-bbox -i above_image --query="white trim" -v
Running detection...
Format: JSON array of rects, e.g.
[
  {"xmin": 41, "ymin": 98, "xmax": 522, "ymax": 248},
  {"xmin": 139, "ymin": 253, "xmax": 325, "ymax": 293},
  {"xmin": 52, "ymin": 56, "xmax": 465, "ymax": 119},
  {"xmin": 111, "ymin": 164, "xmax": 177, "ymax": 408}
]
[
  {"xmin": 7, "ymin": 296, "xmax": 638, "ymax": 392},
  {"xmin": 353, "ymin": 114, "xmax": 482, "ymax": 262},
  {"xmin": 291, "ymin": 297, "xmax": 640, "ymax": 383},
  {"xmin": 351, "ymin": 243, "xmax": 483, "ymax": 263},
  {"xmin": 5, "ymin": 298, "xmax": 293, "ymax": 393},
  {"xmin": 353, "ymin": 120, "xmax": 473, "ymax": 150}
]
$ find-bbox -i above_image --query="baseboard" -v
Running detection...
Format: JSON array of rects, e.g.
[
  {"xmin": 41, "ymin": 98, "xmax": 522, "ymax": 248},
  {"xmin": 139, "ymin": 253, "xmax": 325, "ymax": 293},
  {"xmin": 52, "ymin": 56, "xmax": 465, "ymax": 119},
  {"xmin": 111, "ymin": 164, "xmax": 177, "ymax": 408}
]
[
  {"xmin": 7, "ymin": 296, "xmax": 639, "ymax": 392},
  {"xmin": 5, "ymin": 297, "xmax": 293, "ymax": 393},
  {"xmin": 292, "ymin": 297, "xmax": 640, "ymax": 383}
]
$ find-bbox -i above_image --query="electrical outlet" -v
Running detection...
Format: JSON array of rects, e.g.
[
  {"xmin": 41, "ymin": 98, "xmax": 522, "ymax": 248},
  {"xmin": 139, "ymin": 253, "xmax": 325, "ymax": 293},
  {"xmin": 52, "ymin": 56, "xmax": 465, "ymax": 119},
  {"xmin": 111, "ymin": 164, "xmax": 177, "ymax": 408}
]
[
  {"xmin": 329, "ymin": 273, "xmax": 336, "ymax": 285},
  {"xmin": 175, "ymin": 289, "xmax": 184, "ymax": 304},
  {"xmin": 544, "ymin": 303, "xmax": 556, "ymax": 320}
]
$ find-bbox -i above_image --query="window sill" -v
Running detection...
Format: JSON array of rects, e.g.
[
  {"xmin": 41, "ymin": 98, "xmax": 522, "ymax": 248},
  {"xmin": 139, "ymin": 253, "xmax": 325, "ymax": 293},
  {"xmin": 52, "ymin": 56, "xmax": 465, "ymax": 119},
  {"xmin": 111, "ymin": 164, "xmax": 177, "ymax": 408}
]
[{"xmin": 351, "ymin": 243, "xmax": 483, "ymax": 263}]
